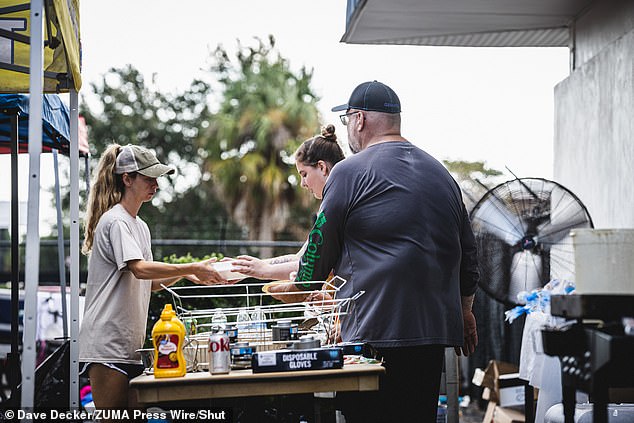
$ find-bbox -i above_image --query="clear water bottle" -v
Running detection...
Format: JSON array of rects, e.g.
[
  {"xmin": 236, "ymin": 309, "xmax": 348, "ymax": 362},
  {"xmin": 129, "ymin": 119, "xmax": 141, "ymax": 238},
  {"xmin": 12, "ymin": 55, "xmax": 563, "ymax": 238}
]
[
  {"xmin": 211, "ymin": 308, "xmax": 227, "ymax": 331},
  {"xmin": 236, "ymin": 307, "xmax": 251, "ymax": 339},
  {"xmin": 250, "ymin": 306, "xmax": 267, "ymax": 331}
]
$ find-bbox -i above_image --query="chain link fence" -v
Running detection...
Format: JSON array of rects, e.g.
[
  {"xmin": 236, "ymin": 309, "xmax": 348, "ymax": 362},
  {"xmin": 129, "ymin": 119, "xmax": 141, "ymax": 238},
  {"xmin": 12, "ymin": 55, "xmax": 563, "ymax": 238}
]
[{"xmin": 0, "ymin": 238, "xmax": 304, "ymax": 287}]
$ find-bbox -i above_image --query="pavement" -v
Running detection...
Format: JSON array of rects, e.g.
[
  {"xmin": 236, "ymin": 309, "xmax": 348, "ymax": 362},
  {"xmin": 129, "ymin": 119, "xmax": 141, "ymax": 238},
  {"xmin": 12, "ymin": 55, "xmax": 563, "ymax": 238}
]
[{"xmin": 460, "ymin": 401, "xmax": 486, "ymax": 422}]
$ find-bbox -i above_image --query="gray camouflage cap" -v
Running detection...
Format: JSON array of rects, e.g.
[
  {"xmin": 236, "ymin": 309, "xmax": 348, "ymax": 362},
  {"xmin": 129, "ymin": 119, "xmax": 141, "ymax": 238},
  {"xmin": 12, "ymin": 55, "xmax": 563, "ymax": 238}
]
[{"xmin": 115, "ymin": 144, "xmax": 175, "ymax": 178}]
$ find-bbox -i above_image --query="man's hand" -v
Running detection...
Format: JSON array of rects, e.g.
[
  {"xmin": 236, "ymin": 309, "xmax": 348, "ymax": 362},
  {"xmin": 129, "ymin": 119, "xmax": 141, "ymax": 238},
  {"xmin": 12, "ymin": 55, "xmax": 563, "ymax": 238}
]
[{"xmin": 455, "ymin": 309, "xmax": 478, "ymax": 356}]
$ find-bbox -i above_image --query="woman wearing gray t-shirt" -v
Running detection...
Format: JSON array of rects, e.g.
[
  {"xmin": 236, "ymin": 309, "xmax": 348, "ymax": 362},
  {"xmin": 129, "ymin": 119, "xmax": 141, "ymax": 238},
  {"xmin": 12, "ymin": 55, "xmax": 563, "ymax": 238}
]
[{"xmin": 78, "ymin": 143, "xmax": 227, "ymax": 415}]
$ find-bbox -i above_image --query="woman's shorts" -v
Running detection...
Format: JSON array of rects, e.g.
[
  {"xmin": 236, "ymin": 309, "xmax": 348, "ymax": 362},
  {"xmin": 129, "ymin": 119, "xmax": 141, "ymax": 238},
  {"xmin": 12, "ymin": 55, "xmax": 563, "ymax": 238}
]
[{"xmin": 79, "ymin": 362, "xmax": 145, "ymax": 379}]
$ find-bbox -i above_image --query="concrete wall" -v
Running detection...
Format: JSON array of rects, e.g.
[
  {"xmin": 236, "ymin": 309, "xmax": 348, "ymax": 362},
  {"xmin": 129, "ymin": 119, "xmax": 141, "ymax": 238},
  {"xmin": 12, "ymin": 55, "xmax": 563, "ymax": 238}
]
[
  {"xmin": 554, "ymin": 1, "xmax": 634, "ymax": 228},
  {"xmin": 574, "ymin": 0, "xmax": 634, "ymax": 68}
]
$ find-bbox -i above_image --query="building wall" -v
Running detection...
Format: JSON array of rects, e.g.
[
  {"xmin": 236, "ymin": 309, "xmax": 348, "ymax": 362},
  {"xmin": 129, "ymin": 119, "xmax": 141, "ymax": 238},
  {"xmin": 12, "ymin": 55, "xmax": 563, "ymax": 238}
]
[
  {"xmin": 574, "ymin": 0, "xmax": 634, "ymax": 68},
  {"xmin": 554, "ymin": 1, "xmax": 634, "ymax": 228}
]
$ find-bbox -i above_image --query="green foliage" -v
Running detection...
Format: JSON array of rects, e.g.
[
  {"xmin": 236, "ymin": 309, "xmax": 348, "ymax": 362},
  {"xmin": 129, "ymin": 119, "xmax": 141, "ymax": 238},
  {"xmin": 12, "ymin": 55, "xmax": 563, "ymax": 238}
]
[
  {"xmin": 75, "ymin": 37, "xmax": 322, "ymax": 245},
  {"xmin": 443, "ymin": 159, "xmax": 503, "ymax": 180},
  {"xmin": 443, "ymin": 159, "xmax": 506, "ymax": 211},
  {"xmin": 77, "ymin": 65, "xmax": 234, "ymax": 240},
  {"xmin": 198, "ymin": 36, "xmax": 321, "ymax": 247},
  {"xmin": 80, "ymin": 65, "xmax": 210, "ymax": 169}
]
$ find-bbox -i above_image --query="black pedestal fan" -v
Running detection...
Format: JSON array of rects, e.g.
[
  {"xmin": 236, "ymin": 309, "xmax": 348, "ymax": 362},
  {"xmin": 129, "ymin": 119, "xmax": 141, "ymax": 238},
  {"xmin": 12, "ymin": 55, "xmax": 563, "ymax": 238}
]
[{"xmin": 470, "ymin": 177, "xmax": 593, "ymax": 306}]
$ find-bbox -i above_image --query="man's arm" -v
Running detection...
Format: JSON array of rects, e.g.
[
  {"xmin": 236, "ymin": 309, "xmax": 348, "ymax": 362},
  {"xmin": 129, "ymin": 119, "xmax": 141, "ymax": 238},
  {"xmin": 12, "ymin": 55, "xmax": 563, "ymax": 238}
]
[
  {"xmin": 456, "ymin": 294, "xmax": 477, "ymax": 356},
  {"xmin": 456, "ymin": 203, "xmax": 479, "ymax": 356},
  {"xmin": 459, "ymin": 205, "xmax": 479, "ymax": 297}
]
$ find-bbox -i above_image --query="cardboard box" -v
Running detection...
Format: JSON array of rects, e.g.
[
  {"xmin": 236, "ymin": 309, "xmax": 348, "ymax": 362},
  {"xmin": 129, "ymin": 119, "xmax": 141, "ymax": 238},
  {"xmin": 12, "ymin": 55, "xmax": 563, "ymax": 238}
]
[
  {"xmin": 473, "ymin": 360, "xmax": 526, "ymax": 407},
  {"xmin": 251, "ymin": 347, "xmax": 343, "ymax": 373},
  {"xmin": 482, "ymin": 401, "xmax": 496, "ymax": 423},
  {"xmin": 497, "ymin": 384, "xmax": 525, "ymax": 408},
  {"xmin": 482, "ymin": 403, "xmax": 526, "ymax": 423},
  {"xmin": 493, "ymin": 405, "xmax": 525, "ymax": 423}
]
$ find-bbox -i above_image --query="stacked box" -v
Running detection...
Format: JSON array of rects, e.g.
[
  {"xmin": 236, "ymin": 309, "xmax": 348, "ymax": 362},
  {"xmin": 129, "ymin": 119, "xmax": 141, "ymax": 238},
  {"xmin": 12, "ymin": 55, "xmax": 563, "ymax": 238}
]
[{"xmin": 251, "ymin": 347, "xmax": 343, "ymax": 373}]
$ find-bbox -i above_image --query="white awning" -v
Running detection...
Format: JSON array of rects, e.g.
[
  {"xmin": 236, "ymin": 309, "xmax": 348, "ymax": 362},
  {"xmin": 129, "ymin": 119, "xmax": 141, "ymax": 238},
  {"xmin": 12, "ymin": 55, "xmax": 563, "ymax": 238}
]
[{"xmin": 341, "ymin": 0, "xmax": 593, "ymax": 47}]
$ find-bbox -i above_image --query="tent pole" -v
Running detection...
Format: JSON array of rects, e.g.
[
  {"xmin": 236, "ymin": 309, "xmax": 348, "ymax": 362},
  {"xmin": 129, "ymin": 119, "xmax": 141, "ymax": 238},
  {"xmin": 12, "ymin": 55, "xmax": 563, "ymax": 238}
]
[
  {"xmin": 69, "ymin": 88, "xmax": 80, "ymax": 409},
  {"xmin": 84, "ymin": 156, "xmax": 90, "ymax": 200},
  {"xmin": 9, "ymin": 113, "xmax": 21, "ymax": 400},
  {"xmin": 22, "ymin": 0, "xmax": 44, "ymax": 410},
  {"xmin": 52, "ymin": 149, "xmax": 68, "ymax": 339}
]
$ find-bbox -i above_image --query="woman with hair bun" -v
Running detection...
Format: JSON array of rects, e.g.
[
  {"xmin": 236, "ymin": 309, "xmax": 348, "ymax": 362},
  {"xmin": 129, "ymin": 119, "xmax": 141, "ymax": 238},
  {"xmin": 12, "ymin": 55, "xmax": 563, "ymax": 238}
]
[
  {"xmin": 231, "ymin": 124, "xmax": 345, "ymax": 281},
  {"xmin": 294, "ymin": 124, "xmax": 345, "ymax": 200}
]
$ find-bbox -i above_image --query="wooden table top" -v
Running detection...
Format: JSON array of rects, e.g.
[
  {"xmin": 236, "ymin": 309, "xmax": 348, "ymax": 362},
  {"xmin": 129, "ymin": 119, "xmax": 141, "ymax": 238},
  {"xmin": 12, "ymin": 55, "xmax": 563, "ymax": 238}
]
[{"xmin": 130, "ymin": 363, "xmax": 384, "ymax": 405}]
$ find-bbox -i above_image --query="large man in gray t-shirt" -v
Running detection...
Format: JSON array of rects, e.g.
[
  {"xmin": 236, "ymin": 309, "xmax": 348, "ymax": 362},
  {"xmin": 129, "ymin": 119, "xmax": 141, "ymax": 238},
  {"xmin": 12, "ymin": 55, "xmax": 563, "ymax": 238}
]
[{"xmin": 295, "ymin": 81, "xmax": 479, "ymax": 422}]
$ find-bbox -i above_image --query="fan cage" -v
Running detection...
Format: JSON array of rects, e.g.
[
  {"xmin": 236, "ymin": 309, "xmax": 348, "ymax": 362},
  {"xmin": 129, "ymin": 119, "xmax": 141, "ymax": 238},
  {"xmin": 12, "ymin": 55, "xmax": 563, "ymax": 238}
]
[{"xmin": 469, "ymin": 177, "xmax": 593, "ymax": 306}]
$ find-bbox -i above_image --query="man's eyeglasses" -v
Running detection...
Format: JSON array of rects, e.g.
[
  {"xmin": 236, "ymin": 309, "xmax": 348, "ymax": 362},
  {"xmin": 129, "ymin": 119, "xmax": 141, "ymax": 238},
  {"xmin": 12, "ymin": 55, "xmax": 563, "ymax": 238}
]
[{"xmin": 339, "ymin": 111, "xmax": 358, "ymax": 126}]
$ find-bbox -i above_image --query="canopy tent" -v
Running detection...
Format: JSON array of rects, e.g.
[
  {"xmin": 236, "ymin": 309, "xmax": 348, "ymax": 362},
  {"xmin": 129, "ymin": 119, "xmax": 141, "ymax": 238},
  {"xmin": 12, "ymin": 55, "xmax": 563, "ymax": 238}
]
[
  {"xmin": 0, "ymin": 93, "xmax": 88, "ymax": 408},
  {"xmin": 0, "ymin": 0, "xmax": 81, "ymax": 93},
  {"xmin": 0, "ymin": 93, "xmax": 88, "ymax": 382},
  {"xmin": 0, "ymin": 0, "xmax": 82, "ymax": 410},
  {"xmin": 0, "ymin": 93, "xmax": 88, "ymax": 154}
]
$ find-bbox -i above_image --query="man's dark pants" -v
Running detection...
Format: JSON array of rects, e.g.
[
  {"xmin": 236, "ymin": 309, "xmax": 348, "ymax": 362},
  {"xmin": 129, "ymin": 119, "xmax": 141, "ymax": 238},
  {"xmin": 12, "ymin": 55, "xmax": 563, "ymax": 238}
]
[{"xmin": 337, "ymin": 344, "xmax": 445, "ymax": 422}]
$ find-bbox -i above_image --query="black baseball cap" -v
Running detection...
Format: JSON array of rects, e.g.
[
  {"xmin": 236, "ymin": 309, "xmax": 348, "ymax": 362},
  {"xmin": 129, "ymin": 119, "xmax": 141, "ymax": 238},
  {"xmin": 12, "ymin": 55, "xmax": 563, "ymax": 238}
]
[{"xmin": 331, "ymin": 80, "xmax": 401, "ymax": 114}]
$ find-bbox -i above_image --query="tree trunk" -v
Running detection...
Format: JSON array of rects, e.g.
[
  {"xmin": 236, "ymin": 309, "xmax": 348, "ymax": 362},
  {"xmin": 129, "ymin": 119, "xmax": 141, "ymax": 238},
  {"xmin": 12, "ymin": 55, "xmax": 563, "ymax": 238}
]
[{"xmin": 257, "ymin": 212, "xmax": 275, "ymax": 258}]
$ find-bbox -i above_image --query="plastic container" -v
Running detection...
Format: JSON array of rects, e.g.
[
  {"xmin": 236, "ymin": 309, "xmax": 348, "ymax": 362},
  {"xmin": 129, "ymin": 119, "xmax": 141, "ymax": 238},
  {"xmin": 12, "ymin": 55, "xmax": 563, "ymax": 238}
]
[
  {"xmin": 211, "ymin": 308, "xmax": 228, "ymax": 330},
  {"xmin": 212, "ymin": 261, "xmax": 247, "ymax": 281},
  {"xmin": 152, "ymin": 304, "xmax": 186, "ymax": 378},
  {"xmin": 171, "ymin": 307, "xmax": 186, "ymax": 334},
  {"xmin": 250, "ymin": 306, "xmax": 267, "ymax": 330},
  {"xmin": 272, "ymin": 320, "xmax": 299, "ymax": 341},
  {"xmin": 230, "ymin": 341, "xmax": 254, "ymax": 369},
  {"xmin": 571, "ymin": 229, "xmax": 634, "ymax": 295},
  {"xmin": 225, "ymin": 324, "xmax": 238, "ymax": 343},
  {"xmin": 545, "ymin": 403, "xmax": 634, "ymax": 422},
  {"xmin": 236, "ymin": 307, "xmax": 251, "ymax": 340},
  {"xmin": 436, "ymin": 404, "xmax": 447, "ymax": 423},
  {"xmin": 294, "ymin": 334, "xmax": 321, "ymax": 349}
]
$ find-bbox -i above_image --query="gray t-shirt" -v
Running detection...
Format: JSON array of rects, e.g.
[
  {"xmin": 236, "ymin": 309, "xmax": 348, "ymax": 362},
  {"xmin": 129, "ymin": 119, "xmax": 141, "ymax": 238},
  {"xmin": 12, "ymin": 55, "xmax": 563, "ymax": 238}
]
[
  {"xmin": 79, "ymin": 203, "xmax": 153, "ymax": 364},
  {"xmin": 296, "ymin": 141, "xmax": 479, "ymax": 348}
]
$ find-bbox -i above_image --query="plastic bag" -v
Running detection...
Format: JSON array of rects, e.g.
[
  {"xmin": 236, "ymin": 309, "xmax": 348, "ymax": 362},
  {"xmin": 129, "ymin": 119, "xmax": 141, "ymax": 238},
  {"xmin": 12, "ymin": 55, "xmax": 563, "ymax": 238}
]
[
  {"xmin": 9, "ymin": 340, "xmax": 71, "ymax": 409},
  {"xmin": 505, "ymin": 279, "xmax": 575, "ymax": 324}
]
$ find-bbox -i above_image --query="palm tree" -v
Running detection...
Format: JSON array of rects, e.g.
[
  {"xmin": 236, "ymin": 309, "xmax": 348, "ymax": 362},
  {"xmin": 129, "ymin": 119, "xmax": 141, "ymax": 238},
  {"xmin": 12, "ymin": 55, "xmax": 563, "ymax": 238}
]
[{"xmin": 198, "ymin": 36, "xmax": 320, "ymax": 256}]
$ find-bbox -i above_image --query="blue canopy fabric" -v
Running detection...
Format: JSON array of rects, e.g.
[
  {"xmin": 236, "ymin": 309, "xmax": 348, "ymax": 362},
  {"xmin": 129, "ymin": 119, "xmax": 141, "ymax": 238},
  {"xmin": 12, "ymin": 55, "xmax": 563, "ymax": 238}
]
[{"xmin": 0, "ymin": 93, "xmax": 88, "ymax": 156}]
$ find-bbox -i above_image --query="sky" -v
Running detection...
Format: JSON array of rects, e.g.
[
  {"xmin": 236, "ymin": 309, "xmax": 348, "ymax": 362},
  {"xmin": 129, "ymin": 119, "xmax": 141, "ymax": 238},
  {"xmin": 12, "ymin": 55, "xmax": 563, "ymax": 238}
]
[{"xmin": 1, "ymin": 0, "xmax": 571, "ymax": 235}]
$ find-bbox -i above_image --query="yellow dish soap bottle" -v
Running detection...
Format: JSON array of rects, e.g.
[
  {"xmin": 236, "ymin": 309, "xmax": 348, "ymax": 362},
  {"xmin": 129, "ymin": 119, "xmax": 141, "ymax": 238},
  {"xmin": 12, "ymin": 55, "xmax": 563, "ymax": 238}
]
[{"xmin": 152, "ymin": 304, "xmax": 186, "ymax": 378}]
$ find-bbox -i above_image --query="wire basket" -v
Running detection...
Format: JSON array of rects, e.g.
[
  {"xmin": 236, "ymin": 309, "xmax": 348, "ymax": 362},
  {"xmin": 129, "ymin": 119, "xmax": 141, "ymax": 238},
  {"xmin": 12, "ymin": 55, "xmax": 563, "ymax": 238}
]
[{"xmin": 162, "ymin": 276, "xmax": 364, "ymax": 362}]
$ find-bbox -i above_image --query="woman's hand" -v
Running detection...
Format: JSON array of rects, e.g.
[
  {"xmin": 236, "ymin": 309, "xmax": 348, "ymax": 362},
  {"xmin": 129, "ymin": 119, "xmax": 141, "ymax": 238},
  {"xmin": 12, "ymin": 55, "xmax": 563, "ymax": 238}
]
[
  {"xmin": 231, "ymin": 255, "xmax": 273, "ymax": 279},
  {"xmin": 189, "ymin": 258, "xmax": 230, "ymax": 285},
  {"xmin": 266, "ymin": 282, "xmax": 309, "ymax": 303},
  {"xmin": 305, "ymin": 290, "xmax": 336, "ymax": 305}
]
